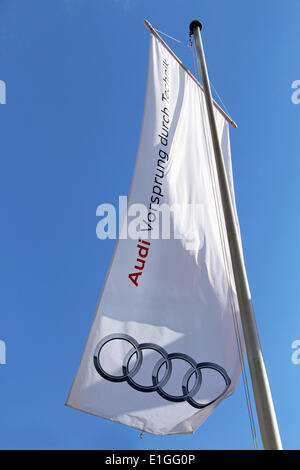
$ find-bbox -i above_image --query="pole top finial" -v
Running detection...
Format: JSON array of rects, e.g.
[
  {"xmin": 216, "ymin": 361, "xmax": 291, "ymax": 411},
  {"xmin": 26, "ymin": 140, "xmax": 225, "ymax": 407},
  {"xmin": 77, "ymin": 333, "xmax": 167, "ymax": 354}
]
[{"xmin": 189, "ymin": 20, "xmax": 202, "ymax": 34}]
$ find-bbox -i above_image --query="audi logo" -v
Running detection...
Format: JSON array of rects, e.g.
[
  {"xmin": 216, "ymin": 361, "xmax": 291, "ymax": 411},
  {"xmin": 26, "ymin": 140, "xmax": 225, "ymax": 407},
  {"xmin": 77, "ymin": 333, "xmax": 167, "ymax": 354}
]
[{"xmin": 93, "ymin": 333, "xmax": 231, "ymax": 409}]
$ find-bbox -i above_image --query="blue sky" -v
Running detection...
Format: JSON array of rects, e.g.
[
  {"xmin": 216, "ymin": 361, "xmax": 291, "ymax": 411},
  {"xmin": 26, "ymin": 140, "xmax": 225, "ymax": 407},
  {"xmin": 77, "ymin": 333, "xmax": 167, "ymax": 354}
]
[{"xmin": 0, "ymin": 0, "xmax": 300, "ymax": 450}]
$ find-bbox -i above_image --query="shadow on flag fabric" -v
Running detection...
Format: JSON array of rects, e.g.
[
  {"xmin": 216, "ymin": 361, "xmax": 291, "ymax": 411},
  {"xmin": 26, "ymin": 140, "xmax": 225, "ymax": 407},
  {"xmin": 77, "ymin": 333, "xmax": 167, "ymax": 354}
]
[{"xmin": 66, "ymin": 33, "xmax": 245, "ymax": 435}]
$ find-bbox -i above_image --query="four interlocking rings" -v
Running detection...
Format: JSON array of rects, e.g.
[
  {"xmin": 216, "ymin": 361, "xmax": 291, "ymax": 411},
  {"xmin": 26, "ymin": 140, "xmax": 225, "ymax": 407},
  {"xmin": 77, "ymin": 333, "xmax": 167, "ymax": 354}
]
[{"xmin": 93, "ymin": 333, "xmax": 231, "ymax": 409}]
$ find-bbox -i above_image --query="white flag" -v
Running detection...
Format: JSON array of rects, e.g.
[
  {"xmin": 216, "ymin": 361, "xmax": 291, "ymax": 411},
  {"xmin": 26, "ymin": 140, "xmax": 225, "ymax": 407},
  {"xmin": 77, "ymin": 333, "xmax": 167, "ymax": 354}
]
[{"xmin": 66, "ymin": 33, "xmax": 245, "ymax": 435}]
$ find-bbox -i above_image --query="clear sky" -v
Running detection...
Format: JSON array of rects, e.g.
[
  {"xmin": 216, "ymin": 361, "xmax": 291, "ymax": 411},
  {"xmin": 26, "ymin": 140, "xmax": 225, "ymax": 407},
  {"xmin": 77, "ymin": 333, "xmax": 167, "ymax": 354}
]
[{"xmin": 0, "ymin": 0, "xmax": 300, "ymax": 450}]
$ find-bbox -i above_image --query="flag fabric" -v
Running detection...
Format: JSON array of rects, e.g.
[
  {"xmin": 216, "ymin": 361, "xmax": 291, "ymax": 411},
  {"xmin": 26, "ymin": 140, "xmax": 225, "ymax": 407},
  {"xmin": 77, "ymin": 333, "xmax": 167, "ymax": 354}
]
[{"xmin": 66, "ymin": 33, "xmax": 244, "ymax": 435}]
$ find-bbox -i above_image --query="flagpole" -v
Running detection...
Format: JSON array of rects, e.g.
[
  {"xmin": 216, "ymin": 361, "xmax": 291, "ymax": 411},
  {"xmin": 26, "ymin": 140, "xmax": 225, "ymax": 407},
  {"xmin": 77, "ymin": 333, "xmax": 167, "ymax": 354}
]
[{"xmin": 189, "ymin": 20, "xmax": 282, "ymax": 450}]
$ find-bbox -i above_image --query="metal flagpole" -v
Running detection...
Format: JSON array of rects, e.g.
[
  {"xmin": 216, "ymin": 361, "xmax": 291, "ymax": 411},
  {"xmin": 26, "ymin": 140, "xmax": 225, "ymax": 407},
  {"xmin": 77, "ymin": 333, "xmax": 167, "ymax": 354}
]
[{"xmin": 189, "ymin": 20, "xmax": 282, "ymax": 450}]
